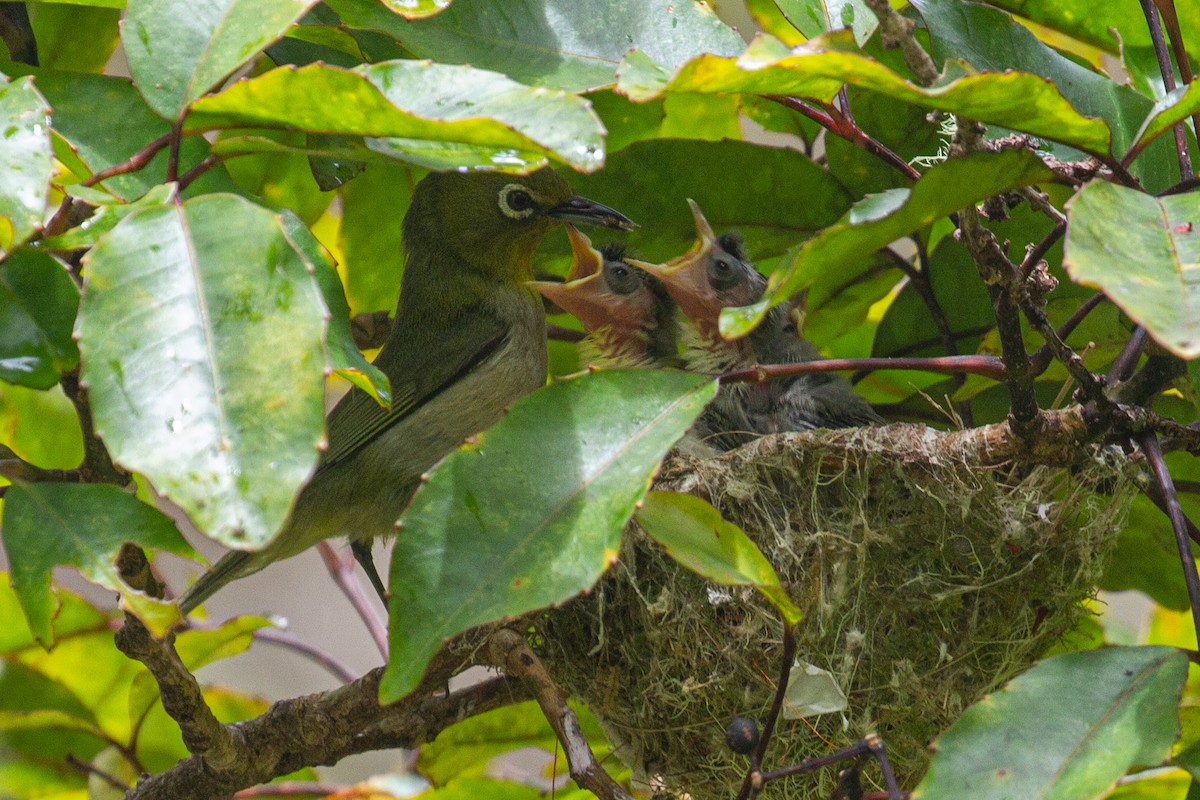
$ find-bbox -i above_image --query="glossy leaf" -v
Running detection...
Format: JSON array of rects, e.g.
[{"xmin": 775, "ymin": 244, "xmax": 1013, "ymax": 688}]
[
  {"xmin": 40, "ymin": 183, "xmax": 175, "ymax": 251},
  {"xmin": 616, "ymin": 31, "xmax": 1113, "ymax": 157},
  {"xmin": 723, "ymin": 149, "xmax": 1055, "ymax": 337},
  {"xmin": 188, "ymin": 60, "xmax": 606, "ymax": 172},
  {"xmin": 774, "ymin": 0, "xmax": 875, "ymax": 44},
  {"xmin": 279, "ymin": 210, "xmax": 391, "ymax": 405},
  {"xmin": 329, "ymin": 0, "xmax": 745, "ymax": 93},
  {"xmin": 2, "ymin": 483, "xmax": 193, "ymax": 645},
  {"xmin": 556, "ymin": 138, "xmax": 853, "ymax": 268},
  {"xmin": 337, "ymin": 162, "xmax": 416, "ymax": 314},
  {"xmin": 636, "ymin": 491, "xmax": 803, "ymax": 624},
  {"xmin": 0, "ymin": 248, "xmax": 80, "ymax": 389},
  {"xmin": 122, "ymin": 0, "xmax": 319, "ymax": 118},
  {"xmin": 377, "ymin": 0, "xmax": 452, "ymax": 20},
  {"xmin": 0, "ymin": 76, "xmax": 52, "ymax": 255},
  {"xmin": 77, "ymin": 195, "xmax": 329, "ymax": 548},
  {"xmin": 1063, "ymin": 181, "xmax": 1200, "ymax": 358},
  {"xmin": 986, "ymin": 0, "xmax": 1199, "ymax": 51},
  {"xmin": 380, "ymin": 369, "xmax": 716, "ymax": 701},
  {"xmin": 28, "ymin": 70, "xmax": 220, "ymax": 201},
  {"xmin": 28, "ymin": 4, "xmax": 121, "ymax": 72},
  {"xmin": 0, "ymin": 384, "xmax": 82, "ymax": 469},
  {"xmin": 910, "ymin": 0, "xmax": 1149, "ymax": 157},
  {"xmin": 913, "ymin": 647, "xmax": 1187, "ymax": 800},
  {"xmin": 419, "ymin": 700, "xmax": 610, "ymax": 784},
  {"xmin": 1130, "ymin": 82, "xmax": 1200, "ymax": 163}
]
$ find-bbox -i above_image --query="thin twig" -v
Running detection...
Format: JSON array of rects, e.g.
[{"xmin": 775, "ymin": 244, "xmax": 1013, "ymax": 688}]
[
  {"xmin": 235, "ymin": 782, "xmax": 343, "ymax": 798},
  {"xmin": 253, "ymin": 628, "xmax": 358, "ymax": 684},
  {"xmin": 81, "ymin": 133, "xmax": 173, "ymax": 188},
  {"xmin": 66, "ymin": 753, "xmax": 128, "ymax": 792},
  {"xmin": 178, "ymin": 154, "xmax": 221, "ymax": 191},
  {"xmin": 1138, "ymin": 0, "xmax": 1193, "ymax": 179},
  {"xmin": 862, "ymin": 0, "xmax": 939, "ymax": 85},
  {"xmin": 1029, "ymin": 293, "xmax": 1108, "ymax": 377},
  {"xmin": 1139, "ymin": 433, "xmax": 1200, "ymax": 646},
  {"xmin": 1107, "ymin": 327, "xmax": 1149, "ymax": 383},
  {"xmin": 316, "ymin": 542, "xmax": 387, "ymax": 660},
  {"xmin": 167, "ymin": 115, "xmax": 185, "ymax": 184},
  {"xmin": 59, "ymin": 368, "xmax": 128, "ymax": 485},
  {"xmin": 884, "ymin": 246, "xmax": 960, "ymax": 359},
  {"xmin": 768, "ymin": 95, "xmax": 921, "ymax": 181},
  {"xmin": 488, "ymin": 628, "xmax": 634, "ymax": 800},
  {"xmin": 735, "ymin": 623, "xmax": 798, "ymax": 800},
  {"xmin": 721, "ymin": 355, "xmax": 1007, "ymax": 385}
]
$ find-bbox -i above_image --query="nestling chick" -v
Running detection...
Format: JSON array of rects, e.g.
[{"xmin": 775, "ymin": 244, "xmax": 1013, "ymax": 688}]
[
  {"xmin": 531, "ymin": 225, "xmax": 681, "ymax": 370},
  {"xmin": 632, "ymin": 200, "xmax": 880, "ymax": 450},
  {"xmin": 180, "ymin": 168, "xmax": 634, "ymax": 612}
]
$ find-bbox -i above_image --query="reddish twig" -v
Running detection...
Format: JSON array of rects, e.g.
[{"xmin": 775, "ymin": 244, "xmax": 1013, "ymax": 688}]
[
  {"xmin": 81, "ymin": 133, "xmax": 172, "ymax": 188},
  {"xmin": 252, "ymin": 628, "xmax": 357, "ymax": 684},
  {"xmin": 316, "ymin": 542, "xmax": 387, "ymax": 660},
  {"xmin": 721, "ymin": 355, "xmax": 1007, "ymax": 386},
  {"xmin": 1139, "ymin": 432, "xmax": 1200, "ymax": 646},
  {"xmin": 1138, "ymin": 0, "xmax": 1194, "ymax": 179},
  {"xmin": 1029, "ymin": 293, "xmax": 1108, "ymax": 377},
  {"xmin": 768, "ymin": 95, "xmax": 921, "ymax": 182}
]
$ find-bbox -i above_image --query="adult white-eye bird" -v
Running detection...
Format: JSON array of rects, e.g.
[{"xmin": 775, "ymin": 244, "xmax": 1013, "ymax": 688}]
[
  {"xmin": 530, "ymin": 226, "xmax": 681, "ymax": 370},
  {"xmin": 631, "ymin": 201, "xmax": 879, "ymax": 450},
  {"xmin": 179, "ymin": 168, "xmax": 634, "ymax": 612}
]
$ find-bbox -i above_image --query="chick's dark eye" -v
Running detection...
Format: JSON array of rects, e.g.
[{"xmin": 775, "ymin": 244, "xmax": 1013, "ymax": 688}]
[
  {"xmin": 611, "ymin": 264, "xmax": 629, "ymax": 279},
  {"xmin": 713, "ymin": 258, "xmax": 732, "ymax": 274}
]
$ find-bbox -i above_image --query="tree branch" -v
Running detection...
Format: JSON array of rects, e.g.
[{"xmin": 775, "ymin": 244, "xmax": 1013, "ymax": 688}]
[{"xmin": 487, "ymin": 628, "xmax": 634, "ymax": 800}]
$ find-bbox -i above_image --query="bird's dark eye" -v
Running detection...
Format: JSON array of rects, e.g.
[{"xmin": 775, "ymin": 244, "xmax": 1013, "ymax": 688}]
[
  {"xmin": 499, "ymin": 184, "xmax": 538, "ymax": 220},
  {"xmin": 708, "ymin": 257, "xmax": 739, "ymax": 290},
  {"xmin": 605, "ymin": 261, "xmax": 641, "ymax": 295}
]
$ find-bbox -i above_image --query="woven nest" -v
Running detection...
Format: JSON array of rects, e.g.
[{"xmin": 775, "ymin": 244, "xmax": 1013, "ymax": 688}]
[{"xmin": 533, "ymin": 422, "xmax": 1134, "ymax": 799}]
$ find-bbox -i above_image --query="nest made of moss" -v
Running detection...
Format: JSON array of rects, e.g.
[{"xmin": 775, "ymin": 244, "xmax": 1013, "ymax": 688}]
[{"xmin": 534, "ymin": 422, "xmax": 1135, "ymax": 799}]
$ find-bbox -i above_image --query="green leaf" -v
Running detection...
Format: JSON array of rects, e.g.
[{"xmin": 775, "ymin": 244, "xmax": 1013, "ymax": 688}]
[
  {"xmin": 278, "ymin": 210, "xmax": 391, "ymax": 405},
  {"xmin": 0, "ymin": 76, "xmax": 52, "ymax": 255},
  {"xmin": 337, "ymin": 162, "xmax": 416, "ymax": 314},
  {"xmin": 187, "ymin": 60, "xmax": 606, "ymax": 172},
  {"xmin": 419, "ymin": 700, "xmax": 610, "ymax": 784},
  {"xmin": 40, "ymin": 183, "xmax": 175, "ymax": 250},
  {"xmin": 1, "ymin": 483, "xmax": 193, "ymax": 645},
  {"xmin": 1129, "ymin": 82, "xmax": 1200, "ymax": 164},
  {"xmin": 26, "ymin": 69, "xmax": 218, "ymax": 201},
  {"xmin": 376, "ymin": 0, "xmax": 452, "ymax": 20},
  {"xmin": 122, "ymin": 0, "xmax": 319, "ymax": 118},
  {"xmin": 556, "ymin": 138, "xmax": 853, "ymax": 268},
  {"xmin": 0, "ymin": 383, "xmax": 82, "ymax": 469},
  {"xmin": 616, "ymin": 31, "xmax": 1114, "ymax": 158},
  {"xmin": 329, "ymin": 0, "xmax": 745, "ymax": 93},
  {"xmin": 76, "ymin": 195, "xmax": 329, "ymax": 548},
  {"xmin": 636, "ymin": 491, "xmax": 803, "ymax": 624},
  {"xmin": 1063, "ymin": 181, "xmax": 1200, "ymax": 358},
  {"xmin": 913, "ymin": 647, "xmax": 1188, "ymax": 800},
  {"xmin": 28, "ymin": 4, "xmax": 121, "ymax": 72},
  {"xmin": 725, "ymin": 149, "xmax": 1055, "ymax": 337},
  {"xmin": 380, "ymin": 369, "xmax": 716, "ymax": 702},
  {"xmin": 0, "ymin": 248, "xmax": 80, "ymax": 389},
  {"xmin": 774, "ymin": 0, "xmax": 875, "ymax": 44},
  {"xmin": 220, "ymin": 130, "xmax": 332, "ymax": 224},
  {"xmin": 910, "ymin": 0, "xmax": 1149, "ymax": 157},
  {"xmin": 986, "ymin": 0, "xmax": 1199, "ymax": 52}
]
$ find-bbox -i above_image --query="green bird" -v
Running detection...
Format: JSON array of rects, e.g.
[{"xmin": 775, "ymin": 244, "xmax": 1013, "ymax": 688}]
[
  {"xmin": 530, "ymin": 225, "xmax": 681, "ymax": 370},
  {"xmin": 179, "ymin": 168, "xmax": 634, "ymax": 613},
  {"xmin": 632, "ymin": 201, "xmax": 879, "ymax": 450}
]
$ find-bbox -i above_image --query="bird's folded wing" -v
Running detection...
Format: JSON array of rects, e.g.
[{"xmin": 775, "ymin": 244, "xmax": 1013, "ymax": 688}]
[{"xmin": 315, "ymin": 306, "xmax": 508, "ymax": 474}]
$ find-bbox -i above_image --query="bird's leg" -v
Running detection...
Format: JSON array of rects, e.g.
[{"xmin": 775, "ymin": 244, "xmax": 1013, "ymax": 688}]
[{"xmin": 351, "ymin": 540, "xmax": 388, "ymax": 604}]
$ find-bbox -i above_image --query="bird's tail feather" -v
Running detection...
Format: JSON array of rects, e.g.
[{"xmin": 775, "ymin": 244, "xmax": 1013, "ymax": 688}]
[{"xmin": 178, "ymin": 550, "xmax": 256, "ymax": 614}]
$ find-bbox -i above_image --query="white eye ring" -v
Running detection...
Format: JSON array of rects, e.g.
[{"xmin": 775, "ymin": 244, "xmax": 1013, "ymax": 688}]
[{"xmin": 498, "ymin": 184, "xmax": 537, "ymax": 220}]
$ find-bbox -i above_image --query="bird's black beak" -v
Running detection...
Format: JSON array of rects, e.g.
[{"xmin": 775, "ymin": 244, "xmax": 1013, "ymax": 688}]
[{"xmin": 549, "ymin": 195, "xmax": 638, "ymax": 231}]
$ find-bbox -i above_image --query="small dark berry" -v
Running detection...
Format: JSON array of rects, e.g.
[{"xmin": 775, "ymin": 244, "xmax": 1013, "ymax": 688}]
[{"xmin": 725, "ymin": 716, "xmax": 760, "ymax": 755}]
